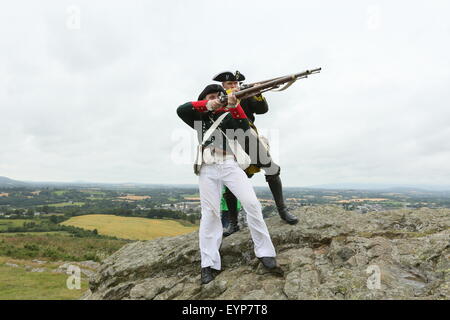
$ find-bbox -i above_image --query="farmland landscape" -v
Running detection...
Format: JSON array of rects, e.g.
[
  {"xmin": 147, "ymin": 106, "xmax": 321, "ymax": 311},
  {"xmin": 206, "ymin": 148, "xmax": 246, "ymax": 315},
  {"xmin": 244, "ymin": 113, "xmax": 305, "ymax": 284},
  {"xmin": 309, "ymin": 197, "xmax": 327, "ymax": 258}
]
[{"xmin": 1, "ymin": 176, "xmax": 450, "ymax": 299}]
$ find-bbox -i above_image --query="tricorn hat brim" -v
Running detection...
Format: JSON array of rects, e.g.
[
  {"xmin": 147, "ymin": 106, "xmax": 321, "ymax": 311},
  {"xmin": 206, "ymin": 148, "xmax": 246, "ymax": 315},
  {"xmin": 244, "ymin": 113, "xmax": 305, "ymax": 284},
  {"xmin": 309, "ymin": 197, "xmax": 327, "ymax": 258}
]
[{"xmin": 212, "ymin": 70, "xmax": 245, "ymax": 82}]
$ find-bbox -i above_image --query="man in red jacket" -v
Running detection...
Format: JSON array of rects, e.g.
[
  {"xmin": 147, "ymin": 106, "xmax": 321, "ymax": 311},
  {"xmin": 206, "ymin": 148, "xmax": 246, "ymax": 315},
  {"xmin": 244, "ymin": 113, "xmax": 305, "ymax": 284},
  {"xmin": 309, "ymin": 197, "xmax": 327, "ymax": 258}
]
[{"xmin": 177, "ymin": 84, "xmax": 277, "ymax": 285}]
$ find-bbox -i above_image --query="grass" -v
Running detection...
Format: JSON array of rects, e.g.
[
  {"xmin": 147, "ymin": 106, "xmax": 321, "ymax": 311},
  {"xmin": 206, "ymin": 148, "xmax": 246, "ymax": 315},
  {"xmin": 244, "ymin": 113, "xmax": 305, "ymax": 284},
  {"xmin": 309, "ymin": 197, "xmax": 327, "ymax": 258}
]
[
  {"xmin": 0, "ymin": 219, "xmax": 36, "ymax": 231},
  {"xmin": 47, "ymin": 202, "xmax": 85, "ymax": 207},
  {"xmin": 0, "ymin": 217, "xmax": 66, "ymax": 232},
  {"xmin": 0, "ymin": 256, "xmax": 89, "ymax": 300},
  {"xmin": 61, "ymin": 214, "xmax": 198, "ymax": 240},
  {"xmin": 52, "ymin": 190, "xmax": 69, "ymax": 196},
  {"xmin": 0, "ymin": 229, "xmax": 129, "ymax": 300},
  {"xmin": 1, "ymin": 231, "xmax": 71, "ymax": 236},
  {"xmin": 79, "ymin": 190, "xmax": 106, "ymax": 195},
  {"xmin": 0, "ymin": 232, "xmax": 129, "ymax": 261},
  {"xmin": 182, "ymin": 193, "xmax": 200, "ymax": 198}
]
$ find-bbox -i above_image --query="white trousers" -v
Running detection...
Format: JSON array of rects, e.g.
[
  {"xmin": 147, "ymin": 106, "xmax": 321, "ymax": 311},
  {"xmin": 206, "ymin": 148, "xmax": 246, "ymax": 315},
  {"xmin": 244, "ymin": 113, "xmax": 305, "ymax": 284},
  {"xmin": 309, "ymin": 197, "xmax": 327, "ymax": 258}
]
[{"xmin": 198, "ymin": 158, "xmax": 276, "ymax": 270}]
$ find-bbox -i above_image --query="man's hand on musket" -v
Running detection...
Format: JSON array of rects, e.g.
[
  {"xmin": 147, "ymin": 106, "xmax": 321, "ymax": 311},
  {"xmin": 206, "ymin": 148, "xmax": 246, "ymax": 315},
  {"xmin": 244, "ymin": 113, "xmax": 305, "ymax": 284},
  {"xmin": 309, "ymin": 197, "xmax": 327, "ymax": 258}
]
[{"xmin": 206, "ymin": 98, "xmax": 224, "ymax": 111}]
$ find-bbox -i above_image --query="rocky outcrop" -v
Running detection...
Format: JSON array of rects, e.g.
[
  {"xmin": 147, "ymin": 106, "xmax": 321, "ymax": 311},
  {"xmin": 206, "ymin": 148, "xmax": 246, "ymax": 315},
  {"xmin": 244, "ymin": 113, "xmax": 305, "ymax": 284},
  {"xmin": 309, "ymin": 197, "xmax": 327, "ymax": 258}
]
[{"xmin": 82, "ymin": 206, "xmax": 449, "ymax": 300}]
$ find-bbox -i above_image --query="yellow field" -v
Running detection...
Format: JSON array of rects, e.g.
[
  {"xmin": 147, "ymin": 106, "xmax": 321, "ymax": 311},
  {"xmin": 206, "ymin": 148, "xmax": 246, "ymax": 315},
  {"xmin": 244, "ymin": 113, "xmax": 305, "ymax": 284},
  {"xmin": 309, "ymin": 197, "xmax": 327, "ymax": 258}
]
[
  {"xmin": 0, "ymin": 193, "xmax": 9, "ymax": 197},
  {"xmin": 117, "ymin": 195, "xmax": 151, "ymax": 201},
  {"xmin": 61, "ymin": 215, "xmax": 198, "ymax": 240},
  {"xmin": 337, "ymin": 198, "xmax": 388, "ymax": 203}
]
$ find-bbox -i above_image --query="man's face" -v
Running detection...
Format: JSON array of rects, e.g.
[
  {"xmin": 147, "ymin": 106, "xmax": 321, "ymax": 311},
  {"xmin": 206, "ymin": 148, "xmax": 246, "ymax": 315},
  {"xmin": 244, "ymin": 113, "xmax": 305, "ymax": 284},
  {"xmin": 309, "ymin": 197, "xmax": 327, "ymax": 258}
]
[
  {"xmin": 205, "ymin": 92, "xmax": 219, "ymax": 101},
  {"xmin": 222, "ymin": 81, "xmax": 239, "ymax": 90}
]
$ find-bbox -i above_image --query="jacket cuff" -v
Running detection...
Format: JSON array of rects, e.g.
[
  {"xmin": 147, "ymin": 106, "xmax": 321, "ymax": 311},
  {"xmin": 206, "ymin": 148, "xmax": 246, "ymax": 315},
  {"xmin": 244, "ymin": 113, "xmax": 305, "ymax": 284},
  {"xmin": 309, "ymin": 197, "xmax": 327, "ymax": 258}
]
[
  {"xmin": 230, "ymin": 104, "xmax": 247, "ymax": 119},
  {"xmin": 191, "ymin": 100, "xmax": 208, "ymax": 112},
  {"xmin": 215, "ymin": 104, "xmax": 247, "ymax": 119}
]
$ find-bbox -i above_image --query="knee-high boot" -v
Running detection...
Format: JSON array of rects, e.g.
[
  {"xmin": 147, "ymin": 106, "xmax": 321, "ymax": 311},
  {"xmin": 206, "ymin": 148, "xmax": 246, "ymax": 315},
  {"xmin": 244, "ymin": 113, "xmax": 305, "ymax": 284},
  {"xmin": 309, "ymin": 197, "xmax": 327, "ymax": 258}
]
[{"xmin": 266, "ymin": 174, "xmax": 298, "ymax": 225}]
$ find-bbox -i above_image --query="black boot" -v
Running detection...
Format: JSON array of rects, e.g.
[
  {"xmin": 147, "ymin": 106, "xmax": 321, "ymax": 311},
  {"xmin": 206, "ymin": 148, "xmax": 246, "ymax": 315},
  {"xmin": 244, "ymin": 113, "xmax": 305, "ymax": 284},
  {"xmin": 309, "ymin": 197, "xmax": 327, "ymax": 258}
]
[
  {"xmin": 259, "ymin": 257, "xmax": 277, "ymax": 269},
  {"xmin": 266, "ymin": 174, "xmax": 298, "ymax": 225},
  {"xmin": 201, "ymin": 267, "xmax": 215, "ymax": 284},
  {"xmin": 223, "ymin": 189, "xmax": 240, "ymax": 237},
  {"xmin": 223, "ymin": 208, "xmax": 240, "ymax": 237}
]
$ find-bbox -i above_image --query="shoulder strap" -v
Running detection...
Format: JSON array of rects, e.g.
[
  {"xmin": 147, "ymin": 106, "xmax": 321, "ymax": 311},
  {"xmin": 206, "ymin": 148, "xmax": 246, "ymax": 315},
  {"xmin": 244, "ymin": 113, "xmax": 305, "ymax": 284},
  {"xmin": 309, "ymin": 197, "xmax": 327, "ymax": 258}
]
[{"xmin": 202, "ymin": 112, "xmax": 229, "ymax": 144}]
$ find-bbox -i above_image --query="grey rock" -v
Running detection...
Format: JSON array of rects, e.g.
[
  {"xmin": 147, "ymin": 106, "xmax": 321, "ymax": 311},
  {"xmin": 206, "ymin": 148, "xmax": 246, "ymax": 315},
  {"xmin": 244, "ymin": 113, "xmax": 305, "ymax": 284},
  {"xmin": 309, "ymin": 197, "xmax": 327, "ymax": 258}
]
[
  {"xmin": 77, "ymin": 260, "xmax": 101, "ymax": 269},
  {"xmin": 5, "ymin": 262, "xmax": 20, "ymax": 268},
  {"xmin": 83, "ymin": 206, "xmax": 450, "ymax": 300}
]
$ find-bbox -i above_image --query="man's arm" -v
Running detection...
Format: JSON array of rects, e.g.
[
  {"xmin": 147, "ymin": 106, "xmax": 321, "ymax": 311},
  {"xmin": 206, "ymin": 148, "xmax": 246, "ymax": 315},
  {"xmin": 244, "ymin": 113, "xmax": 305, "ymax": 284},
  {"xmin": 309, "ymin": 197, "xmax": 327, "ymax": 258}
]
[
  {"xmin": 247, "ymin": 94, "xmax": 269, "ymax": 114},
  {"xmin": 177, "ymin": 99, "xmax": 248, "ymax": 129},
  {"xmin": 176, "ymin": 102, "xmax": 204, "ymax": 129}
]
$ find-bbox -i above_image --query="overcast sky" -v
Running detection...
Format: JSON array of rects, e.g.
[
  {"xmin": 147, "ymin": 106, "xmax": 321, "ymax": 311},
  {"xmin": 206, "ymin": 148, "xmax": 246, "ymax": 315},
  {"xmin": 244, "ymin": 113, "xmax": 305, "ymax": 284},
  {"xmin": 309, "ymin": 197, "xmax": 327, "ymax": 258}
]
[{"xmin": 1, "ymin": 0, "xmax": 449, "ymax": 187}]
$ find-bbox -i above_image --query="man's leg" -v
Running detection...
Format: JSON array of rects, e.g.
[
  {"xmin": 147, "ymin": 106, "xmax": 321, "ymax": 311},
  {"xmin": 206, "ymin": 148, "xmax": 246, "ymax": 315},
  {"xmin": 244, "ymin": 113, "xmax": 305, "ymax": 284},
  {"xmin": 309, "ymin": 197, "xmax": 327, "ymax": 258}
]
[
  {"xmin": 222, "ymin": 161, "xmax": 276, "ymax": 259},
  {"xmin": 198, "ymin": 164, "xmax": 224, "ymax": 271},
  {"xmin": 247, "ymin": 131, "xmax": 298, "ymax": 225},
  {"xmin": 222, "ymin": 187, "xmax": 240, "ymax": 237},
  {"xmin": 265, "ymin": 167, "xmax": 299, "ymax": 225},
  {"xmin": 221, "ymin": 210, "xmax": 230, "ymax": 229}
]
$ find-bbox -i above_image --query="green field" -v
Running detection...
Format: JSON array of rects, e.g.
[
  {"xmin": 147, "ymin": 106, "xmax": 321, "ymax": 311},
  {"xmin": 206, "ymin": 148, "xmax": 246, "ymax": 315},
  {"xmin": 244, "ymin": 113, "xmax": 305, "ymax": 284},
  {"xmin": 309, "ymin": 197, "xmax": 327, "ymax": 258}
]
[
  {"xmin": 80, "ymin": 190, "xmax": 106, "ymax": 195},
  {"xmin": 0, "ymin": 231, "xmax": 129, "ymax": 300},
  {"xmin": 0, "ymin": 232, "xmax": 129, "ymax": 261},
  {"xmin": 61, "ymin": 214, "xmax": 198, "ymax": 240},
  {"xmin": 0, "ymin": 214, "xmax": 198, "ymax": 299},
  {"xmin": 0, "ymin": 218, "xmax": 65, "ymax": 232},
  {"xmin": 1, "ymin": 231, "xmax": 71, "ymax": 236},
  {"xmin": 47, "ymin": 202, "xmax": 85, "ymax": 207},
  {"xmin": 182, "ymin": 193, "xmax": 200, "ymax": 198},
  {"xmin": 52, "ymin": 190, "xmax": 69, "ymax": 196},
  {"xmin": 0, "ymin": 219, "xmax": 36, "ymax": 231},
  {"xmin": 0, "ymin": 256, "xmax": 89, "ymax": 300}
]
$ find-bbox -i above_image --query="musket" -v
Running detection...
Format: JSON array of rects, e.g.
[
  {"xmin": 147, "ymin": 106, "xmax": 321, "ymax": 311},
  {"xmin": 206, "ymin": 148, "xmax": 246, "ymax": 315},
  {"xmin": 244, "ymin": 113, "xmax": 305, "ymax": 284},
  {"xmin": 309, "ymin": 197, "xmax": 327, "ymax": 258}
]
[
  {"xmin": 219, "ymin": 68, "xmax": 321, "ymax": 103},
  {"xmin": 239, "ymin": 76, "xmax": 284, "ymax": 90}
]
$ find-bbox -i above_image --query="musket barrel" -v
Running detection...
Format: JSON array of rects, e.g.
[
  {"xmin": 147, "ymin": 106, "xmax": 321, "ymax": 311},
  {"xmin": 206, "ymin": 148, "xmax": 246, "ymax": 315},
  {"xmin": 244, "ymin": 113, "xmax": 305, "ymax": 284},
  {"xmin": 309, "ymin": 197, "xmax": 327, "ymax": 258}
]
[{"xmin": 222, "ymin": 67, "xmax": 321, "ymax": 102}]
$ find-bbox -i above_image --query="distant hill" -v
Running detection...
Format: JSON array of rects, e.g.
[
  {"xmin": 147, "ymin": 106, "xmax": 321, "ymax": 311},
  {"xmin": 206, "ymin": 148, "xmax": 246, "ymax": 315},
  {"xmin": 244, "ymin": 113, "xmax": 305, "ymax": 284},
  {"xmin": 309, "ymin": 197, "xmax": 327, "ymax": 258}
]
[
  {"xmin": 0, "ymin": 176, "xmax": 198, "ymax": 190},
  {"xmin": 1, "ymin": 175, "xmax": 450, "ymax": 192},
  {"xmin": 0, "ymin": 176, "xmax": 27, "ymax": 188},
  {"xmin": 306, "ymin": 183, "xmax": 450, "ymax": 192}
]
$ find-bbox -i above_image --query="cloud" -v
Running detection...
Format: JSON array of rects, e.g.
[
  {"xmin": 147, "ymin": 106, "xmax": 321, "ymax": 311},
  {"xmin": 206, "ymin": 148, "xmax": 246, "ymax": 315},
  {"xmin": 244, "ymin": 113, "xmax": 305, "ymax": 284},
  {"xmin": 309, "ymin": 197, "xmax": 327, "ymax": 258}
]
[{"xmin": 0, "ymin": 0, "xmax": 449, "ymax": 186}]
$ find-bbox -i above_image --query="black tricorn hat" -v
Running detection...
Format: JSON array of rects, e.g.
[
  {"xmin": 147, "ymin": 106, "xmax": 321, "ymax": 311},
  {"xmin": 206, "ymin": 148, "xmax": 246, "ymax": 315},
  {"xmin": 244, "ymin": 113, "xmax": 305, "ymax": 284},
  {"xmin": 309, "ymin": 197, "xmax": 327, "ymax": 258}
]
[
  {"xmin": 197, "ymin": 84, "xmax": 226, "ymax": 101},
  {"xmin": 212, "ymin": 70, "xmax": 246, "ymax": 82}
]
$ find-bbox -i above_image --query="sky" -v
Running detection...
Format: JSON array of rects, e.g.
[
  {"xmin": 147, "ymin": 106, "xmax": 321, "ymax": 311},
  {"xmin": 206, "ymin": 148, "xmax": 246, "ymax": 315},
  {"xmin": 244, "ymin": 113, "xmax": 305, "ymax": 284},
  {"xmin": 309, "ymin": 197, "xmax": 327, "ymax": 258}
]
[{"xmin": 0, "ymin": 0, "xmax": 449, "ymax": 187}]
